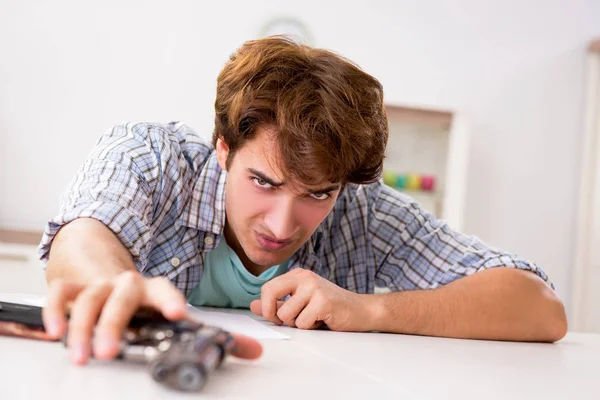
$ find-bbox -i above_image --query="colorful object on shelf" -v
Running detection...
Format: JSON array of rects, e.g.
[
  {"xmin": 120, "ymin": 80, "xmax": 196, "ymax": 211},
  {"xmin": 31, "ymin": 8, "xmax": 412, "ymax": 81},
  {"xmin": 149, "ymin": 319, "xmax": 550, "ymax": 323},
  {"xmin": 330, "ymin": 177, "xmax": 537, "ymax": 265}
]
[
  {"xmin": 420, "ymin": 175, "xmax": 436, "ymax": 191},
  {"xmin": 405, "ymin": 174, "xmax": 421, "ymax": 190},
  {"xmin": 395, "ymin": 175, "xmax": 407, "ymax": 189},
  {"xmin": 382, "ymin": 170, "xmax": 437, "ymax": 192},
  {"xmin": 383, "ymin": 171, "xmax": 397, "ymax": 187}
]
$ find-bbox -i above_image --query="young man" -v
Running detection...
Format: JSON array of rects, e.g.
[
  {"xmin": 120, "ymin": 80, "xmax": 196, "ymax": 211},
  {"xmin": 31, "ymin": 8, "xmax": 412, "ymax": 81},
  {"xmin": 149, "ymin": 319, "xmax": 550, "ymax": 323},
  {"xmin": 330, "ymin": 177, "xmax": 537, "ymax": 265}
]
[{"xmin": 39, "ymin": 36, "xmax": 567, "ymax": 366}]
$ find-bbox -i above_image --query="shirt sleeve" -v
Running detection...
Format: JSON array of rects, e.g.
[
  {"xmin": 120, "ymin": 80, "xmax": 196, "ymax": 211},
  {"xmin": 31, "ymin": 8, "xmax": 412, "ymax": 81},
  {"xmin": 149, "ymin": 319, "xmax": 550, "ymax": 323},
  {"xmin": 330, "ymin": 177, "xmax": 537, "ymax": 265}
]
[
  {"xmin": 366, "ymin": 181, "xmax": 554, "ymax": 291},
  {"xmin": 38, "ymin": 122, "xmax": 188, "ymax": 271}
]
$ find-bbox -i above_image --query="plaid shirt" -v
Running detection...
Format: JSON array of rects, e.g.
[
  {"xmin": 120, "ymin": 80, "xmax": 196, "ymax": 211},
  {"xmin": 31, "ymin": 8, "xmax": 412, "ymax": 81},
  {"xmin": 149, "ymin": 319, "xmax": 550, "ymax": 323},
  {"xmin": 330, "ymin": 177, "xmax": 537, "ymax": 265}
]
[{"xmin": 38, "ymin": 121, "xmax": 552, "ymax": 295}]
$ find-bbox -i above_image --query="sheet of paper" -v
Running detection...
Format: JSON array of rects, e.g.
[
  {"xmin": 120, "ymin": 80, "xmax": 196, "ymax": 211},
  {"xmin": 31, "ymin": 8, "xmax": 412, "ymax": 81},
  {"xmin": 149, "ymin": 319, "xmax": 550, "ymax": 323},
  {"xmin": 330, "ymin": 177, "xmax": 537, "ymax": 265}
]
[
  {"xmin": 187, "ymin": 305, "xmax": 289, "ymax": 340},
  {"xmin": 0, "ymin": 293, "xmax": 47, "ymax": 307}
]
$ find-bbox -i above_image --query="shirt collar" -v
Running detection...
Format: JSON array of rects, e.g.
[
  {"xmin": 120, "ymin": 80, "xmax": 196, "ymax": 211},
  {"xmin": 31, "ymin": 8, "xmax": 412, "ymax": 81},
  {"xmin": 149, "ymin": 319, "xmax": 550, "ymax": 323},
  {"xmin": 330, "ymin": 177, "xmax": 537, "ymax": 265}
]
[{"xmin": 179, "ymin": 150, "xmax": 227, "ymax": 235}]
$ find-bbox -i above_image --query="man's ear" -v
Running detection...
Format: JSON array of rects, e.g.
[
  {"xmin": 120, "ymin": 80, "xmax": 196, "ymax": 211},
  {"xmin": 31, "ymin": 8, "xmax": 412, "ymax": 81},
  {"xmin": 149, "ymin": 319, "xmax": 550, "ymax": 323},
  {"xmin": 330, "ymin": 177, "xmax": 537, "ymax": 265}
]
[{"xmin": 215, "ymin": 137, "xmax": 230, "ymax": 171}]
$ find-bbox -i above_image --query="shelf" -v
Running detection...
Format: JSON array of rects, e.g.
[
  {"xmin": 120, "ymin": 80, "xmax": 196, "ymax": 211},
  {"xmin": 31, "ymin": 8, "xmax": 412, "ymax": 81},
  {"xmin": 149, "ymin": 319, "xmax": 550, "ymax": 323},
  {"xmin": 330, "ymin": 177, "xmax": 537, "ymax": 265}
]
[{"xmin": 384, "ymin": 104, "xmax": 469, "ymax": 229}]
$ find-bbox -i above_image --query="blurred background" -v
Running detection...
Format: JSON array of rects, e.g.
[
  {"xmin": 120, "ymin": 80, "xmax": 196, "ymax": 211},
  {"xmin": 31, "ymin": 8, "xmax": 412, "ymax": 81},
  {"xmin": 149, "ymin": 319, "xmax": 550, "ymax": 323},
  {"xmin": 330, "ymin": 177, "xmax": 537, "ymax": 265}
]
[{"xmin": 1, "ymin": 0, "xmax": 599, "ymax": 330}]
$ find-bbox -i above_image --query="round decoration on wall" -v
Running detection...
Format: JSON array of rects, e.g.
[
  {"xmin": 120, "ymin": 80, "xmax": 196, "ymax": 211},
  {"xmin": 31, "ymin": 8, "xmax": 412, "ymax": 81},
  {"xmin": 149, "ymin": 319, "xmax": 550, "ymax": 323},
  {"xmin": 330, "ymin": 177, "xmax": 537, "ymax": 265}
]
[{"xmin": 259, "ymin": 17, "xmax": 313, "ymax": 45}]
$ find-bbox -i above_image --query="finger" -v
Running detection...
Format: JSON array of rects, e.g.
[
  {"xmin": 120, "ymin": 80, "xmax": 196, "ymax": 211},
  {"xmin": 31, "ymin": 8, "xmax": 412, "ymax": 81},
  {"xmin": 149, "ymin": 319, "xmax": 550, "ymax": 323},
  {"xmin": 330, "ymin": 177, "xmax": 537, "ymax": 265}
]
[
  {"xmin": 250, "ymin": 300, "xmax": 285, "ymax": 316},
  {"xmin": 294, "ymin": 299, "xmax": 324, "ymax": 330},
  {"xmin": 43, "ymin": 279, "xmax": 85, "ymax": 339},
  {"xmin": 230, "ymin": 334, "xmax": 263, "ymax": 360},
  {"xmin": 260, "ymin": 274, "xmax": 302, "ymax": 324},
  {"xmin": 93, "ymin": 272, "xmax": 145, "ymax": 360},
  {"xmin": 141, "ymin": 277, "xmax": 188, "ymax": 320},
  {"xmin": 249, "ymin": 299, "xmax": 284, "ymax": 316},
  {"xmin": 276, "ymin": 293, "xmax": 311, "ymax": 327},
  {"xmin": 249, "ymin": 299, "xmax": 262, "ymax": 316},
  {"xmin": 66, "ymin": 281, "xmax": 113, "ymax": 365}
]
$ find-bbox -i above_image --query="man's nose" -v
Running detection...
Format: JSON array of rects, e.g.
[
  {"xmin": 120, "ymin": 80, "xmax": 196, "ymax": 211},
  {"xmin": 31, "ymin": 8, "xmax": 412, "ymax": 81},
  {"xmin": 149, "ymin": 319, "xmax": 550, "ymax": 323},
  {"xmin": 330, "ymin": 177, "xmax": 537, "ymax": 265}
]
[{"xmin": 264, "ymin": 195, "xmax": 298, "ymax": 240}]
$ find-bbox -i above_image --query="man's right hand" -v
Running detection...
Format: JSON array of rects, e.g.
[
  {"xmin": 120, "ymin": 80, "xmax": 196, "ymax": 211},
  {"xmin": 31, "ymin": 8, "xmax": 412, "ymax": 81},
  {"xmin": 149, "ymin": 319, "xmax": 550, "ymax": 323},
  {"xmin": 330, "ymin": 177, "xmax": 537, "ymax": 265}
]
[{"xmin": 42, "ymin": 271, "xmax": 263, "ymax": 365}]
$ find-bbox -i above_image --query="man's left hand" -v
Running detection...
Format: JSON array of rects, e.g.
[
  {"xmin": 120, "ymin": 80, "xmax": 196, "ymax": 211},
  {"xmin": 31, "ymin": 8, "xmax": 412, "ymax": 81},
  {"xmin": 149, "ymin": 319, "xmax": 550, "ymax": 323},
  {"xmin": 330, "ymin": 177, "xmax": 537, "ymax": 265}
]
[{"xmin": 250, "ymin": 268, "xmax": 377, "ymax": 331}]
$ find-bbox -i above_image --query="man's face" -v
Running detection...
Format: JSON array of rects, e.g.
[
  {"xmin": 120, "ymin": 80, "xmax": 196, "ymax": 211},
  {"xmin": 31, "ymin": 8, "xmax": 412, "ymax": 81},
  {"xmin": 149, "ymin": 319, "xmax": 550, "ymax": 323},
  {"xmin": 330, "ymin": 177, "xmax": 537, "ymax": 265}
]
[{"xmin": 216, "ymin": 127, "xmax": 341, "ymax": 273}]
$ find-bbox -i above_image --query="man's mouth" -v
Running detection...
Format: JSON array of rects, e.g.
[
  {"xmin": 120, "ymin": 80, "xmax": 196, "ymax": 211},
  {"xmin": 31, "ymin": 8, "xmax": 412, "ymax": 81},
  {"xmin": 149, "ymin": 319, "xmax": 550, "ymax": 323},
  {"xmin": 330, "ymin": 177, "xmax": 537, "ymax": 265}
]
[{"xmin": 254, "ymin": 232, "xmax": 292, "ymax": 251}]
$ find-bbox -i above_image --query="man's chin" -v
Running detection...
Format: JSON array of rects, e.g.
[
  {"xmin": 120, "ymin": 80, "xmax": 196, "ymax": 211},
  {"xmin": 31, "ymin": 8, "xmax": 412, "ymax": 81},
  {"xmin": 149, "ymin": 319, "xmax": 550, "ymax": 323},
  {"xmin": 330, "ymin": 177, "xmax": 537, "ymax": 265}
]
[{"xmin": 247, "ymin": 249, "xmax": 291, "ymax": 268}]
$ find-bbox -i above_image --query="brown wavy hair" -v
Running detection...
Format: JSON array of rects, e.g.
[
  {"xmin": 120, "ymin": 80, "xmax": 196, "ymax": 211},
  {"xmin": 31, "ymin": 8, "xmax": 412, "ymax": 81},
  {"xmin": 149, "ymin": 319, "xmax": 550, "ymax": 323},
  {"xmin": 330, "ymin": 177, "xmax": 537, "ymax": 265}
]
[{"xmin": 213, "ymin": 36, "xmax": 388, "ymax": 186}]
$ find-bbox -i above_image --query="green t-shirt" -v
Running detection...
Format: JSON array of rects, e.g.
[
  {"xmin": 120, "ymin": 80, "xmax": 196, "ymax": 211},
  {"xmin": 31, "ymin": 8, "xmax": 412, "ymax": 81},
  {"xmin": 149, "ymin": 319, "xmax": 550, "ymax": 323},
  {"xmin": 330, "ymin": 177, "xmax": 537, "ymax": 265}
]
[{"xmin": 187, "ymin": 237, "xmax": 289, "ymax": 309}]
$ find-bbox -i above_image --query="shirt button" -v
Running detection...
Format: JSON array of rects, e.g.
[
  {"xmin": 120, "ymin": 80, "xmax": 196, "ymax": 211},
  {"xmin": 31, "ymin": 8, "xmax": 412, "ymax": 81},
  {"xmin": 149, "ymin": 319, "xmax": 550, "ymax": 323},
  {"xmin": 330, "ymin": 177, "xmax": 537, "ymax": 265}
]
[
  {"xmin": 204, "ymin": 236, "xmax": 214, "ymax": 246},
  {"xmin": 170, "ymin": 257, "xmax": 181, "ymax": 267}
]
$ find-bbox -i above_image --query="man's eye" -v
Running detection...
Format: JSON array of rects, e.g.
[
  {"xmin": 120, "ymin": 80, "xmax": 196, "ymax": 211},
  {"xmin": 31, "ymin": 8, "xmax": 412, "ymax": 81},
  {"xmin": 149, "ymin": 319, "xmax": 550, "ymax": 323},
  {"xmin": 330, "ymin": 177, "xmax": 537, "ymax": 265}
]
[
  {"xmin": 310, "ymin": 192, "xmax": 331, "ymax": 201},
  {"xmin": 252, "ymin": 177, "xmax": 273, "ymax": 189}
]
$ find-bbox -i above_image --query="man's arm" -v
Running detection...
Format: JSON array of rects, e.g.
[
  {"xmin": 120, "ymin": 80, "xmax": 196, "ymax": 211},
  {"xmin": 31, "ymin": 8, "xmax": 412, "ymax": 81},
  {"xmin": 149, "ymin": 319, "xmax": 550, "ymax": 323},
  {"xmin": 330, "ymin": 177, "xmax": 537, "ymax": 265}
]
[
  {"xmin": 251, "ymin": 267, "xmax": 567, "ymax": 342},
  {"xmin": 43, "ymin": 218, "xmax": 190, "ymax": 364},
  {"xmin": 46, "ymin": 217, "xmax": 137, "ymax": 283},
  {"xmin": 39, "ymin": 124, "xmax": 193, "ymax": 364},
  {"xmin": 252, "ymin": 182, "xmax": 566, "ymax": 341},
  {"xmin": 366, "ymin": 267, "xmax": 567, "ymax": 342}
]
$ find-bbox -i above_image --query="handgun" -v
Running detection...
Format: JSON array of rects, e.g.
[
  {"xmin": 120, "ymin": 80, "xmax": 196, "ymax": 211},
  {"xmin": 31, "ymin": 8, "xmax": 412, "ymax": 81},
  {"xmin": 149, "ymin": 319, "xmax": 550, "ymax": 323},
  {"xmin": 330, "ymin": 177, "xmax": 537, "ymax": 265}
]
[{"xmin": 0, "ymin": 301, "xmax": 234, "ymax": 391}]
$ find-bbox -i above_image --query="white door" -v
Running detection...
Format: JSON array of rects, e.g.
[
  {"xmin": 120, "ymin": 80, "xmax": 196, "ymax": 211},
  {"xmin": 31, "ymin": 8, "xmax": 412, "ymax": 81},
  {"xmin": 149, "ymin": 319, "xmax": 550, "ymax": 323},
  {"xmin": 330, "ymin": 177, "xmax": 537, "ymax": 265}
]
[{"xmin": 571, "ymin": 40, "xmax": 600, "ymax": 333}]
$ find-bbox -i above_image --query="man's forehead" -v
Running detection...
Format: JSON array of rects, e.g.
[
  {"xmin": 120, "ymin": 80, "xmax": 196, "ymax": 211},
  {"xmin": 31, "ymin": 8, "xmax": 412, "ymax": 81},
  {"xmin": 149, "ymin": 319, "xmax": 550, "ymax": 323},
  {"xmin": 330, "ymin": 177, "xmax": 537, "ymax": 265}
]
[{"xmin": 241, "ymin": 126, "xmax": 341, "ymax": 190}]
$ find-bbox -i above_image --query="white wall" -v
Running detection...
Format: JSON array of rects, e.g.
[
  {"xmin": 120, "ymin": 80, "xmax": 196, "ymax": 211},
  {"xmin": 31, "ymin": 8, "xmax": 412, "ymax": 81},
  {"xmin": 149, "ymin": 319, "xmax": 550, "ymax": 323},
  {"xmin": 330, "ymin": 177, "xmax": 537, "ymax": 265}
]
[{"xmin": 1, "ymin": 0, "xmax": 598, "ymax": 314}]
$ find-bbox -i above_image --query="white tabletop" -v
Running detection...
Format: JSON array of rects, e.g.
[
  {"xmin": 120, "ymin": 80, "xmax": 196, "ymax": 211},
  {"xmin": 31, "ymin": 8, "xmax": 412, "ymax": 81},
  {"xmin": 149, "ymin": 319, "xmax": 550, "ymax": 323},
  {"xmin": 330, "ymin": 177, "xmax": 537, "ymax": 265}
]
[{"xmin": 1, "ymin": 292, "xmax": 599, "ymax": 400}]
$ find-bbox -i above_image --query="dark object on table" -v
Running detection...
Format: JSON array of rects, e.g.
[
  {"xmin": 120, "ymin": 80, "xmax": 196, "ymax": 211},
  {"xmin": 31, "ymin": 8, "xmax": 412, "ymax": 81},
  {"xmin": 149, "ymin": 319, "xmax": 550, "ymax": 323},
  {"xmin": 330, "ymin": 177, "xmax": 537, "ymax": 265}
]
[
  {"xmin": 0, "ymin": 301, "xmax": 53, "ymax": 340},
  {"xmin": 0, "ymin": 301, "xmax": 234, "ymax": 392},
  {"xmin": 116, "ymin": 316, "xmax": 235, "ymax": 391}
]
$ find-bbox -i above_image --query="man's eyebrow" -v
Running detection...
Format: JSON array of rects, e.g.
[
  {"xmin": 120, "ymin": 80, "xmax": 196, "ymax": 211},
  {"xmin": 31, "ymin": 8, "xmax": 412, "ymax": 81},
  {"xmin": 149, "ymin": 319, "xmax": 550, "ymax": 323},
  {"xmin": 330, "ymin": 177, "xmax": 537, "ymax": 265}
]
[
  {"xmin": 307, "ymin": 184, "xmax": 341, "ymax": 194},
  {"xmin": 247, "ymin": 168, "xmax": 340, "ymax": 193},
  {"xmin": 247, "ymin": 168, "xmax": 284, "ymax": 187}
]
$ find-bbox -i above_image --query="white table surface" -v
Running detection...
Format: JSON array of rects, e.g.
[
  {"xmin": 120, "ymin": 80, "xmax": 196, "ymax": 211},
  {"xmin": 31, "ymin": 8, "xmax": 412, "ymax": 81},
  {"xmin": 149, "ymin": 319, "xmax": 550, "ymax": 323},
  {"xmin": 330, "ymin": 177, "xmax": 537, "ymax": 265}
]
[{"xmin": 0, "ymin": 293, "xmax": 599, "ymax": 400}]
